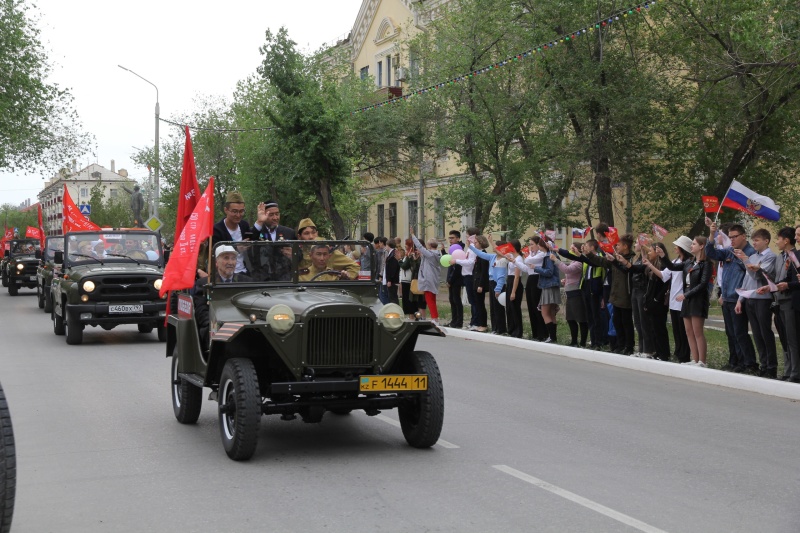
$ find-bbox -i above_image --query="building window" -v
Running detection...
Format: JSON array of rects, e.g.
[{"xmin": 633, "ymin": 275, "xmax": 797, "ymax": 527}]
[
  {"xmin": 80, "ymin": 187, "xmax": 88, "ymax": 197},
  {"xmin": 377, "ymin": 204, "xmax": 385, "ymax": 237},
  {"xmin": 110, "ymin": 189, "xmax": 117, "ymax": 198},
  {"xmin": 388, "ymin": 202, "xmax": 397, "ymax": 238},
  {"xmin": 360, "ymin": 66, "xmax": 369, "ymax": 80},
  {"xmin": 359, "ymin": 208, "xmax": 368, "ymax": 238},
  {"xmin": 386, "ymin": 56, "xmax": 392, "ymax": 87},
  {"xmin": 434, "ymin": 198, "xmax": 445, "ymax": 239},
  {"xmin": 377, "ymin": 61, "xmax": 383, "ymax": 87},
  {"xmin": 408, "ymin": 200, "xmax": 418, "ymax": 236}
]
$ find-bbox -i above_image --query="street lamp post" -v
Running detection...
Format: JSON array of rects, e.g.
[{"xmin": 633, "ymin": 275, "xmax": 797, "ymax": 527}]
[{"xmin": 118, "ymin": 65, "xmax": 160, "ymax": 220}]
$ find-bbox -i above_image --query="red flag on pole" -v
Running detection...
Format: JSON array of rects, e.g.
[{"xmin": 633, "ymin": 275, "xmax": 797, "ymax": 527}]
[
  {"xmin": 702, "ymin": 196, "xmax": 720, "ymax": 213},
  {"xmin": 176, "ymin": 126, "xmax": 201, "ymax": 237},
  {"xmin": 159, "ymin": 177, "xmax": 215, "ymax": 297},
  {"xmin": 62, "ymin": 185, "xmax": 101, "ymax": 233},
  {"xmin": 597, "ymin": 227, "xmax": 619, "ymax": 254},
  {"xmin": 652, "ymin": 224, "xmax": 668, "ymax": 241},
  {"xmin": 25, "ymin": 226, "xmax": 42, "ymax": 240}
]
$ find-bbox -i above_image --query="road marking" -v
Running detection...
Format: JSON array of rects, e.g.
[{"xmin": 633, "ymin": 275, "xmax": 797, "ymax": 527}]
[
  {"xmin": 493, "ymin": 465, "xmax": 668, "ymax": 533},
  {"xmin": 374, "ymin": 414, "xmax": 460, "ymax": 449}
]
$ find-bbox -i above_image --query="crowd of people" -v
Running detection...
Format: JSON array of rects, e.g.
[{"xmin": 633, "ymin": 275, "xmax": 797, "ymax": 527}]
[{"xmin": 207, "ymin": 191, "xmax": 800, "ymax": 383}]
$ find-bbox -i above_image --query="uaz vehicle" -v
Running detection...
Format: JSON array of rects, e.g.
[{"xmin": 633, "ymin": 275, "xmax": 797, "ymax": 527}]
[
  {"xmin": 51, "ymin": 230, "xmax": 167, "ymax": 345},
  {"xmin": 2, "ymin": 239, "xmax": 41, "ymax": 296},
  {"xmin": 37, "ymin": 236, "xmax": 64, "ymax": 312},
  {"xmin": 168, "ymin": 240, "xmax": 445, "ymax": 461}
]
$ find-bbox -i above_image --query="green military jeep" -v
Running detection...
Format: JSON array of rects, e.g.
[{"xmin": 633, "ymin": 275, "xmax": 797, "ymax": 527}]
[
  {"xmin": 2, "ymin": 239, "xmax": 41, "ymax": 296},
  {"xmin": 51, "ymin": 230, "xmax": 167, "ymax": 345},
  {"xmin": 37, "ymin": 236, "xmax": 64, "ymax": 312},
  {"xmin": 168, "ymin": 240, "xmax": 445, "ymax": 461}
]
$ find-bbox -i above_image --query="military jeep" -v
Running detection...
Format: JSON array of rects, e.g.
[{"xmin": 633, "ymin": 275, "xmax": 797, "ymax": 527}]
[
  {"xmin": 168, "ymin": 240, "xmax": 445, "ymax": 461},
  {"xmin": 51, "ymin": 230, "xmax": 167, "ymax": 345},
  {"xmin": 37, "ymin": 236, "xmax": 64, "ymax": 312},
  {"xmin": 2, "ymin": 239, "xmax": 41, "ymax": 296}
]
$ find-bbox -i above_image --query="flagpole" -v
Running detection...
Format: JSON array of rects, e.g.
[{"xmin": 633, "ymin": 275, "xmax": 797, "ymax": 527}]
[{"xmin": 714, "ymin": 180, "xmax": 735, "ymax": 224}]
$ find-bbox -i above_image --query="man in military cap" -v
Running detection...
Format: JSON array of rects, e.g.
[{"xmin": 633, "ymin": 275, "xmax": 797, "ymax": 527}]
[
  {"xmin": 212, "ymin": 191, "xmax": 252, "ymax": 275},
  {"xmin": 296, "ymin": 218, "xmax": 359, "ymax": 280}
]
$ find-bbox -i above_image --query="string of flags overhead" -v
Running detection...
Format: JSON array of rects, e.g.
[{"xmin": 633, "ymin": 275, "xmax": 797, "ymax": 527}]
[{"xmin": 353, "ymin": 1, "xmax": 659, "ymax": 114}]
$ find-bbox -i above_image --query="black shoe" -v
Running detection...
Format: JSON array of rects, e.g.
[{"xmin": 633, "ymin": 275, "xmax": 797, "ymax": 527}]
[
  {"xmin": 789, "ymin": 377, "xmax": 800, "ymax": 383},
  {"xmin": 568, "ymin": 342, "xmax": 578, "ymax": 347},
  {"xmin": 622, "ymin": 349, "xmax": 634, "ymax": 356},
  {"xmin": 780, "ymin": 375, "xmax": 789, "ymax": 381},
  {"xmin": 743, "ymin": 366, "xmax": 760, "ymax": 376},
  {"xmin": 612, "ymin": 348, "xmax": 624, "ymax": 354},
  {"xmin": 720, "ymin": 364, "xmax": 734, "ymax": 372}
]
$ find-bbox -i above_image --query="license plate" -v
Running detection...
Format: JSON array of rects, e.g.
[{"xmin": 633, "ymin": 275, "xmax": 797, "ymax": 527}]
[
  {"xmin": 359, "ymin": 375, "xmax": 427, "ymax": 392},
  {"xmin": 29, "ymin": 276, "xmax": 36, "ymax": 281},
  {"xmin": 109, "ymin": 304, "xmax": 143, "ymax": 314}
]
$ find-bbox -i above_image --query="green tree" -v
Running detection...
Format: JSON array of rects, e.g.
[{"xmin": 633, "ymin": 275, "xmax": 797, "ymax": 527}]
[{"xmin": 0, "ymin": 0, "xmax": 90, "ymax": 172}]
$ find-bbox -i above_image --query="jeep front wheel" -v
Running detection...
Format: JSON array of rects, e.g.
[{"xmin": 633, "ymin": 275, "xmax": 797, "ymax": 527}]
[
  {"xmin": 37, "ymin": 286, "xmax": 44, "ymax": 309},
  {"xmin": 7, "ymin": 284, "xmax": 16, "ymax": 296},
  {"xmin": 52, "ymin": 310, "xmax": 65, "ymax": 336},
  {"xmin": 171, "ymin": 350, "xmax": 202, "ymax": 424},
  {"xmin": 398, "ymin": 351, "xmax": 444, "ymax": 448},
  {"xmin": 43, "ymin": 291, "xmax": 53, "ymax": 313},
  {"xmin": 65, "ymin": 312, "xmax": 83, "ymax": 345},
  {"xmin": 218, "ymin": 358, "xmax": 260, "ymax": 461}
]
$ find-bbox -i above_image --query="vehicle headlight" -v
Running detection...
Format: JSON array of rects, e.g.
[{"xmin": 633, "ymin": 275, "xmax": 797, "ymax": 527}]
[
  {"xmin": 153, "ymin": 279, "xmax": 162, "ymax": 290},
  {"xmin": 82, "ymin": 280, "xmax": 95, "ymax": 292},
  {"xmin": 16, "ymin": 263, "xmax": 24, "ymax": 271},
  {"xmin": 267, "ymin": 304, "xmax": 295, "ymax": 335},
  {"xmin": 379, "ymin": 303, "xmax": 405, "ymax": 332}
]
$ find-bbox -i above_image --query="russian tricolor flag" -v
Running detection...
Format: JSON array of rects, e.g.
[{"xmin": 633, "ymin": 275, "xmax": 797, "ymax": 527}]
[{"xmin": 722, "ymin": 180, "xmax": 780, "ymax": 221}]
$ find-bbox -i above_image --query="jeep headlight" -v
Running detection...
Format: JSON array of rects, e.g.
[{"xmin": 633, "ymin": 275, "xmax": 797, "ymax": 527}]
[
  {"xmin": 82, "ymin": 280, "xmax": 95, "ymax": 293},
  {"xmin": 267, "ymin": 304, "xmax": 295, "ymax": 335},
  {"xmin": 15, "ymin": 263, "xmax": 23, "ymax": 271},
  {"xmin": 153, "ymin": 278, "xmax": 162, "ymax": 290},
  {"xmin": 379, "ymin": 303, "xmax": 405, "ymax": 332}
]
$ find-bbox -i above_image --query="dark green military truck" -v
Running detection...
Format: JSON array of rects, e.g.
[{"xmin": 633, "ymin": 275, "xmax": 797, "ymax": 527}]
[
  {"xmin": 2, "ymin": 239, "xmax": 41, "ymax": 296},
  {"xmin": 37, "ymin": 236, "xmax": 64, "ymax": 312},
  {"xmin": 168, "ymin": 240, "xmax": 445, "ymax": 461},
  {"xmin": 50, "ymin": 230, "xmax": 167, "ymax": 345}
]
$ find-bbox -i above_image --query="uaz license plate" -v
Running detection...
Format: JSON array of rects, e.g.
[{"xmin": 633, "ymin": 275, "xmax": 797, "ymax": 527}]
[
  {"xmin": 359, "ymin": 375, "xmax": 427, "ymax": 392},
  {"xmin": 109, "ymin": 304, "xmax": 143, "ymax": 314}
]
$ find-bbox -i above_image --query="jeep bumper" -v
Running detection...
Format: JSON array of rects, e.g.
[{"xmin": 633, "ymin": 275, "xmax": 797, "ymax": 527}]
[{"xmin": 67, "ymin": 301, "xmax": 167, "ymax": 325}]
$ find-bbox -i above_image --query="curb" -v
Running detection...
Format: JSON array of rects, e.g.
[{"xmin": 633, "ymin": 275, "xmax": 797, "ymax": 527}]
[{"xmin": 439, "ymin": 327, "xmax": 800, "ymax": 402}]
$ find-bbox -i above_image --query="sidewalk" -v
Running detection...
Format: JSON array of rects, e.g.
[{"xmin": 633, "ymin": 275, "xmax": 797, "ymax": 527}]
[{"xmin": 439, "ymin": 326, "xmax": 800, "ymax": 402}]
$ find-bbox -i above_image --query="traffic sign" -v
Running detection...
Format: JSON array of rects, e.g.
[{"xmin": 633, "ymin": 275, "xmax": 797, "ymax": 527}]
[
  {"xmin": 145, "ymin": 216, "xmax": 163, "ymax": 232},
  {"xmin": 79, "ymin": 204, "xmax": 91, "ymax": 215}
]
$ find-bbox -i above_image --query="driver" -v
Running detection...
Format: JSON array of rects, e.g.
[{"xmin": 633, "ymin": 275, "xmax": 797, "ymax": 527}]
[
  {"xmin": 298, "ymin": 244, "xmax": 353, "ymax": 282},
  {"xmin": 296, "ymin": 218, "xmax": 359, "ymax": 280}
]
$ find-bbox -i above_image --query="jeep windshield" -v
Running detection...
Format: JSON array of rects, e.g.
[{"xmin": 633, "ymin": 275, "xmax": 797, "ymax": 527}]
[
  {"xmin": 210, "ymin": 240, "xmax": 376, "ymax": 284},
  {"xmin": 9, "ymin": 239, "xmax": 40, "ymax": 257},
  {"xmin": 65, "ymin": 231, "xmax": 163, "ymax": 266},
  {"xmin": 43, "ymin": 237, "xmax": 64, "ymax": 262}
]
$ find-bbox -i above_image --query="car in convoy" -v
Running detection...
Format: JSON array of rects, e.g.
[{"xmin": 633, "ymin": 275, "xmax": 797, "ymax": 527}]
[
  {"xmin": 37, "ymin": 236, "xmax": 64, "ymax": 312},
  {"xmin": 50, "ymin": 229, "xmax": 167, "ymax": 345},
  {"xmin": 2, "ymin": 239, "xmax": 41, "ymax": 296},
  {"xmin": 168, "ymin": 240, "xmax": 445, "ymax": 461}
]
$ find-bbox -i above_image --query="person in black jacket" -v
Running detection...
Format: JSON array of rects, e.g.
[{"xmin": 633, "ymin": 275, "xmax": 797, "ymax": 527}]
[
  {"xmin": 471, "ymin": 234, "xmax": 491, "ymax": 332},
  {"xmin": 252, "ymin": 200, "xmax": 297, "ymax": 242},
  {"xmin": 446, "ymin": 230, "xmax": 465, "ymax": 328},
  {"xmin": 385, "ymin": 240, "xmax": 400, "ymax": 304},
  {"xmin": 212, "ymin": 191, "xmax": 252, "ymax": 275}
]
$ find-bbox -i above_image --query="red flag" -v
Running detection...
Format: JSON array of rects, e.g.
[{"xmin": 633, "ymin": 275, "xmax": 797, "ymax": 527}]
[
  {"xmin": 62, "ymin": 185, "xmax": 101, "ymax": 233},
  {"xmin": 25, "ymin": 226, "xmax": 42, "ymax": 240},
  {"xmin": 652, "ymin": 224, "xmax": 668, "ymax": 241},
  {"xmin": 160, "ymin": 177, "xmax": 215, "ymax": 297},
  {"xmin": 597, "ymin": 227, "xmax": 619, "ymax": 254},
  {"xmin": 494, "ymin": 242, "xmax": 515, "ymax": 256},
  {"xmin": 702, "ymin": 196, "xmax": 720, "ymax": 213},
  {"xmin": 176, "ymin": 126, "xmax": 201, "ymax": 237}
]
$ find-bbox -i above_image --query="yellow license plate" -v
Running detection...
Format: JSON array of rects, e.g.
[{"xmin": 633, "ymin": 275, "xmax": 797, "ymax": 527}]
[{"xmin": 359, "ymin": 375, "xmax": 428, "ymax": 392}]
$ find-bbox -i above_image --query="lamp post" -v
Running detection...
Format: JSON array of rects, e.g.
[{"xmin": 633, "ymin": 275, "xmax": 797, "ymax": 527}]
[{"xmin": 118, "ymin": 65, "xmax": 159, "ymax": 220}]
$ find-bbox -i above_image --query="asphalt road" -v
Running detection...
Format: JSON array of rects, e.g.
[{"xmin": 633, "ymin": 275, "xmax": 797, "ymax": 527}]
[{"xmin": 1, "ymin": 287, "xmax": 799, "ymax": 532}]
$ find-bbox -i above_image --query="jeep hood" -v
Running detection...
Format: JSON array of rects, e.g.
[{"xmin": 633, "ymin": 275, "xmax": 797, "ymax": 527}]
[{"xmin": 230, "ymin": 288, "xmax": 375, "ymax": 317}]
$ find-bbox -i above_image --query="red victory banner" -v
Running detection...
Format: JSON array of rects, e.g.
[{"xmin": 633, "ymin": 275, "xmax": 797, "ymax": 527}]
[
  {"xmin": 702, "ymin": 196, "xmax": 720, "ymax": 213},
  {"xmin": 176, "ymin": 126, "xmax": 201, "ymax": 237},
  {"xmin": 62, "ymin": 185, "xmax": 101, "ymax": 233},
  {"xmin": 652, "ymin": 224, "xmax": 668, "ymax": 241},
  {"xmin": 159, "ymin": 177, "xmax": 215, "ymax": 297},
  {"xmin": 25, "ymin": 226, "xmax": 42, "ymax": 240},
  {"xmin": 494, "ymin": 242, "xmax": 515, "ymax": 256}
]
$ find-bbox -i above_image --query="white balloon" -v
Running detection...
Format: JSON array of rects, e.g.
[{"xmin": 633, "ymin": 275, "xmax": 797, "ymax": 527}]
[{"xmin": 497, "ymin": 292, "xmax": 507, "ymax": 307}]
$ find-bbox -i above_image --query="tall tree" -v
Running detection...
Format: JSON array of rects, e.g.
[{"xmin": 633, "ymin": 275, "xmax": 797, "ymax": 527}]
[{"xmin": 0, "ymin": 0, "xmax": 90, "ymax": 171}]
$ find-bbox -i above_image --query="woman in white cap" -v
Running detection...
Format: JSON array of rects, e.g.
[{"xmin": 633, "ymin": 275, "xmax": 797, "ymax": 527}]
[{"xmin": 645, "ymin": 236, "xmax": 712, "ymax": 366}]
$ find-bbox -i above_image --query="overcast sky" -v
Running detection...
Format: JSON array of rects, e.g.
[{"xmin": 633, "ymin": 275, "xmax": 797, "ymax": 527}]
[{"xmin": 1, "ymin": 0, "xmax": 364, "ymax": 206}]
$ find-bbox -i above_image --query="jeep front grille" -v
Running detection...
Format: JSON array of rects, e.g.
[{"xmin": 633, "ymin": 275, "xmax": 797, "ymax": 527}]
[
  {"xmin": 92, "ymin": 276, "xmax": 159, "ymax": 301},
  {"xmin": 306, "ymin": 317, "xmax": 374, "ymax": 367}
]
